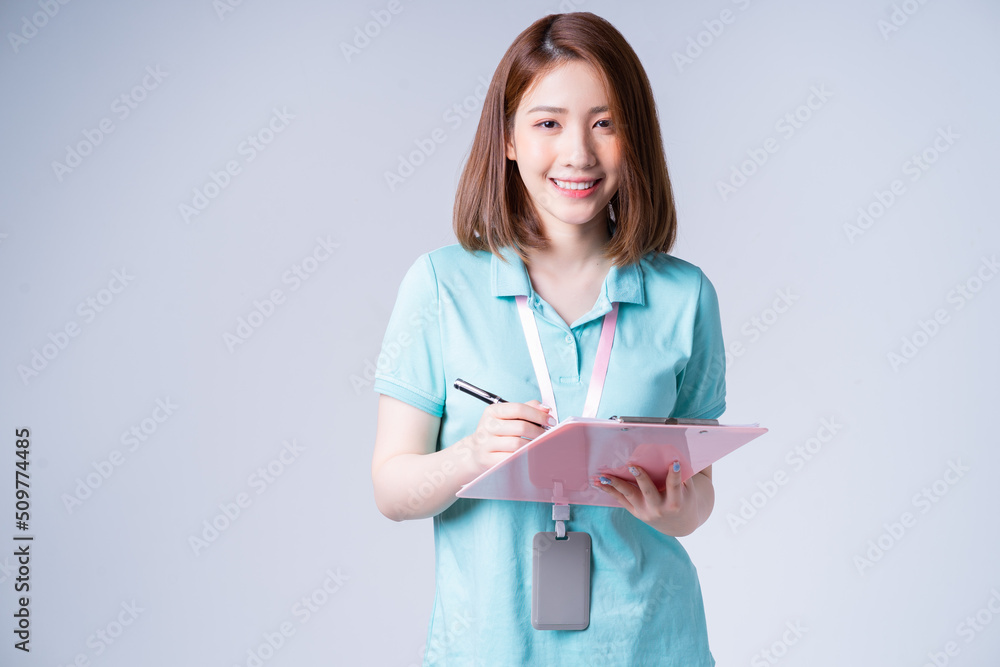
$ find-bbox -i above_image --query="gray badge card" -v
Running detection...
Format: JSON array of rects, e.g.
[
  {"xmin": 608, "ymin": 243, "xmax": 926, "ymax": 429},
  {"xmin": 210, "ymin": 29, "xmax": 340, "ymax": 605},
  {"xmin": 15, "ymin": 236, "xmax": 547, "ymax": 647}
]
[{"xmin": 532, "ymin": 531, "xmax": 592, "ymax": 631}]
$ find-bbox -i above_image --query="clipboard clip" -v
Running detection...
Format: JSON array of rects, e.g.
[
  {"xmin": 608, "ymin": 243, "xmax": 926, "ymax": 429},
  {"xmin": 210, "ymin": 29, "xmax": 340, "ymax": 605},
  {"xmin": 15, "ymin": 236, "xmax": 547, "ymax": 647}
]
[{"xmin": 610, "ymin": 416, "xmax": 720, "ymax": 426}]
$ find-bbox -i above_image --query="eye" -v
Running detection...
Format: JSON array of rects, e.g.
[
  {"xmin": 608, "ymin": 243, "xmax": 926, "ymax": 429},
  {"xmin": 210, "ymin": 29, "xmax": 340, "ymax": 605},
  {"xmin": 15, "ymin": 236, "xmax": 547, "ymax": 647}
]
[{"xmin": 533, "ymin": 119, "xmax": 613, "ymax": 130}]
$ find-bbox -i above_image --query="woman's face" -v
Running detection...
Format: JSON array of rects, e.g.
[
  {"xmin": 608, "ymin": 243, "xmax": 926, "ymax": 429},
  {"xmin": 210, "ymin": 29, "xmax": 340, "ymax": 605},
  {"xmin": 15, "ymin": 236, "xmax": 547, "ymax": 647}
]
[{"xmin": 505, "ymin": 60, "xmax": 621, "ymax": 237}]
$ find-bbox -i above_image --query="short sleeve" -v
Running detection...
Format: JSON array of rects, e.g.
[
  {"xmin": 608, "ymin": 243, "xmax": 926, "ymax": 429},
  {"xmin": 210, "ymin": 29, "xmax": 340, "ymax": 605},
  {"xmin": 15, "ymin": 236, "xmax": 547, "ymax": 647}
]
[
  {"xmin": 671, "ymin": 269, "xmax": 727, "ymax": 420},
  {"xmin": 372, "ymin": 253, "xmax": 446, "ymax": 417}
]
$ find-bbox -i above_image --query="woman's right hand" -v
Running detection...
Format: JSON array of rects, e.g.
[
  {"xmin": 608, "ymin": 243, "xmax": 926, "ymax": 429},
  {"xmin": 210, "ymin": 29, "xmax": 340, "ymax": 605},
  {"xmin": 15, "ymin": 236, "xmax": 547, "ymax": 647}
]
[{"xmin": 460, "ymin": 399, "xmax": 556, "ymax": 475}]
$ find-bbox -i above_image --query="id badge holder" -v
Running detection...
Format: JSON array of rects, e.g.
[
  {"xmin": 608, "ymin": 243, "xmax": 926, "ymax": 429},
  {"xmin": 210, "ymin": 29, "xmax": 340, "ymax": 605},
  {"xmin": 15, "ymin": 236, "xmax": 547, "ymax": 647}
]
[{"xmin": 531, "ymin": 485, "xmax": 591, "ymax": 630}]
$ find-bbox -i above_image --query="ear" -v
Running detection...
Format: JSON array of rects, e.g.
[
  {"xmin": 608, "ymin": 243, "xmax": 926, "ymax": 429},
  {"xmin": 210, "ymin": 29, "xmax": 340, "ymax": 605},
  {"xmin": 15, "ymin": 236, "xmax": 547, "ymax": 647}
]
[{"xmin": 505, "ymin": 135, "xmax": 516, "ymax": 161}]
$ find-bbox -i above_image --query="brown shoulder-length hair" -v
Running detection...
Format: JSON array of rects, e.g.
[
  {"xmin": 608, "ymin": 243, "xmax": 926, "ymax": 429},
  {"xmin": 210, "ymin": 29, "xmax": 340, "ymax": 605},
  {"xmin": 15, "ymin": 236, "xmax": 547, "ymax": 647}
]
[{"xmin": 453, "ymin": 12, "xmax": 677, "ymax": 267}]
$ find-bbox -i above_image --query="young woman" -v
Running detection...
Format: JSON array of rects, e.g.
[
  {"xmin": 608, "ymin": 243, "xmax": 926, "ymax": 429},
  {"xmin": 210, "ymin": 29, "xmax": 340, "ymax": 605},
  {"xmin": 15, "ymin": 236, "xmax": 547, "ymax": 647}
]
[{"xmin": 371, "ymin": 12, "xmax": 725, "ymax": 666}]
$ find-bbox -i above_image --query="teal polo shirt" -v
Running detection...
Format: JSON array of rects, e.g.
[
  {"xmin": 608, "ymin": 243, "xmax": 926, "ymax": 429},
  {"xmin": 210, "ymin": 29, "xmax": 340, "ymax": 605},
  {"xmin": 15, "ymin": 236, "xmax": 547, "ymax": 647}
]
[{"xmin": 374, "ymin": 243, "xmax": 725, "ymax": 667}]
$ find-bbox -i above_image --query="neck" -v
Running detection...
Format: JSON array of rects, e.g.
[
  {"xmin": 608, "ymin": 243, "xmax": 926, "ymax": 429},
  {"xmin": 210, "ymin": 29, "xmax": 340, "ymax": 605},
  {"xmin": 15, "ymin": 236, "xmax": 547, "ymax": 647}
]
[{"xmin": 525, "ymin": 215, "xmax": 612, "ymax": 274}]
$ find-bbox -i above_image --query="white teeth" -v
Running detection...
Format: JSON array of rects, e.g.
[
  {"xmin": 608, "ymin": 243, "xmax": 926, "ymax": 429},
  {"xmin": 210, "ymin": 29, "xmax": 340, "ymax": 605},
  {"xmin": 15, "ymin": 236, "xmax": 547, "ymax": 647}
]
[{"xmin": 553, "ymin": 179, "xmax": 597, "ymax": 190}]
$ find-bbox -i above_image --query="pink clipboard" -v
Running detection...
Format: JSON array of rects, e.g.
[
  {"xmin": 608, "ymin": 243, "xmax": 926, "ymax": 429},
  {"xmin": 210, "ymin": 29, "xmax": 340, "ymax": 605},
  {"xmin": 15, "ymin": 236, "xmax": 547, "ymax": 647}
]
[{"xmin": 456, "ymin": 417, "xmax": 768, "ymax": 508}]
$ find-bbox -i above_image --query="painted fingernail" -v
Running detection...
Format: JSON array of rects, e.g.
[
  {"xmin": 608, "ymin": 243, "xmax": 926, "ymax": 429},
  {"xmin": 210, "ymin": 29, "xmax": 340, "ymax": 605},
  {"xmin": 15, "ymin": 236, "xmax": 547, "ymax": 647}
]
[
  {"xmin": 548, "ymin": 416, "xmax": 558, "ymax": 427},
  {"xmin": 673, "ymin": 461, "xmax": 680, "ymax": 473},
  {"xmin": 628, "ymin": 466, "xmax": 639, "ymax": 476},
  {"xmin": 540, "ymin": 403, "xmax": 551, "ymax": 411},
  {"xmin": 599, "ymin": 476, "xmax": 611, "ymax": 485}
]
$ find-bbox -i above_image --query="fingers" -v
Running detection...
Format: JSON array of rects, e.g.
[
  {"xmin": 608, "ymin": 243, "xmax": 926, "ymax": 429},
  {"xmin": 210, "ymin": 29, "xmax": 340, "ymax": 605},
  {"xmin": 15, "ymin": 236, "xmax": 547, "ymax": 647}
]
[
  {"xmin": 592, "ymin": 474, "xmax": 635, "ymax": 513},
  {"xmin": 536, "ymin": 401, "xmax": 558, "ymax": 428},
  {"xmin": 663, "ymin": 460, "xmax": 683, "ymax": 512},
  {"xmin": 595, "ymin": 464, "xmax": 679, "ymax": 516},
  {"xmin": 522, "ymin": 399, "xmax": 557, "ymax": 428},
  {"xmin": 627, "ymin": 464, "xmax": 662, "ymax": 502},
  {"xmin": 586, "ymin": 461, "xmax": 696, "ymax": 537},
  {"xmin": 493, "ymin": 399, "xmax": 556, "ymax": 430},
  {"xmin": 481, "ymin": 402, "xmax": 548, "ymax": 441},
  {"xmin": 468, "ymin": 399, "xmax": 555, "ymax": 472},
  {"xmin": 666, "ymin": 460, "xmax": 683, "ymax": 490},
  {"xmin": 483, "ymin": 451, "xmax": 516, "ymax": 469},
  {"xmin": 482, "ymin": 418, "xmax": 544, "ymax": 445}
]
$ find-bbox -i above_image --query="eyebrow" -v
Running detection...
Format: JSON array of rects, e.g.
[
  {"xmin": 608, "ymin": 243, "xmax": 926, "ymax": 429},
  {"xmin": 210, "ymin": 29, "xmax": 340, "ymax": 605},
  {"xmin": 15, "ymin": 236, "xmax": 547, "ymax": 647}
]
[{"xmin": 525, "ymin": 105, "xmax": 610, "ymax": 115}]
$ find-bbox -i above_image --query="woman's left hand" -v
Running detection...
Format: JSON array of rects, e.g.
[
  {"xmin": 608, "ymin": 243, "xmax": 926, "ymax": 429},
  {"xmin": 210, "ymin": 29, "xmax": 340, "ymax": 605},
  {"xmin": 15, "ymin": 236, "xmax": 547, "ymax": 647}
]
[{"xmin": 592, "ymin": 463, "xmax": 715, "ymax": 537}]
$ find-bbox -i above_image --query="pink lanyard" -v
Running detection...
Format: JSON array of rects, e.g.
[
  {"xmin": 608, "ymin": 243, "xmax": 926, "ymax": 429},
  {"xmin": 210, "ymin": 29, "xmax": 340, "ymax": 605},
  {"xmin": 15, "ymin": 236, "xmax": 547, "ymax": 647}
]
[{"xmin": 514, "ymin": 295, "xmax": 619, "ymax": 423}]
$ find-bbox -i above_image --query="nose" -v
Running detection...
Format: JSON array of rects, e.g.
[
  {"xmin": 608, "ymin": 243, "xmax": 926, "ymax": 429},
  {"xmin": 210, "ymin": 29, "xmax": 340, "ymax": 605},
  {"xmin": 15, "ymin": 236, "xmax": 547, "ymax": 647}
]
[{"xmin": 559, "ymin": 122, "xmax": 597, "ymax": 169}]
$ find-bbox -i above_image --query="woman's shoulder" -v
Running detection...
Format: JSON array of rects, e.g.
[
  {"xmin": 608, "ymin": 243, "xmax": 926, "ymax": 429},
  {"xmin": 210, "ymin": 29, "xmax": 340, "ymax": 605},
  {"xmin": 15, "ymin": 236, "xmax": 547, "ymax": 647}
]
[
  {"xmin": 399, "ymin": 243, "xmax": 493, "ymax": 294},
  {"xmin": 639, "ymin": 251, "xmax": 712, "ymax": 288},
  {"xmin": 638, "ymin": 252, "xmax": 721, "ymax": 317},
  {"xmin": 424, "ymin": 243, "xmax": 492, "ymax": 268},
  {"xmin": 408, "ymin": 243, "xmax": 492, "ymax": 276}
]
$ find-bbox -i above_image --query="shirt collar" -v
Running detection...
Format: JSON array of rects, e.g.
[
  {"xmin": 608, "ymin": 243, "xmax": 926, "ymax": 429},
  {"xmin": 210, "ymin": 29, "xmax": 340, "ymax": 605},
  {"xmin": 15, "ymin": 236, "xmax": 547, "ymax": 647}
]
[{"xmin": 491, "ymin": 245, "xmax": 645, "ymax": 306}]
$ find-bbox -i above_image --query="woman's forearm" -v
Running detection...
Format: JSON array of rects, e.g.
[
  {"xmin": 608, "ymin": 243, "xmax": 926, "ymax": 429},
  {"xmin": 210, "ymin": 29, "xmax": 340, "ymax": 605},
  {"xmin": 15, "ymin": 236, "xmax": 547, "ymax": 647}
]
[{"xmin": 373, "ymin": 438, "xmax": 477, "ymax": 522}]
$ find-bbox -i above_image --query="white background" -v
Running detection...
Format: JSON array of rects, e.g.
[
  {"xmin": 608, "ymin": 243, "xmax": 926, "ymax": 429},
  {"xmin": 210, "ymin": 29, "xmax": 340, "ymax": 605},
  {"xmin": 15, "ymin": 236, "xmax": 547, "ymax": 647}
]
[{"xmin": 1, "ymin": 0, "xmax": 998, "ymax": 665}]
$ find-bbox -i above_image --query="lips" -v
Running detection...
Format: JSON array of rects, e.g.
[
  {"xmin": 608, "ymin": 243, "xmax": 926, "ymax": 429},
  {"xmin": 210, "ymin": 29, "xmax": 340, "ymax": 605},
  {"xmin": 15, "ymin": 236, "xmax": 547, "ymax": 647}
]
[
  {"xmin": 552, "ymin": 178, "xmax": 601, "ymax": 190},
  {"xmin": 550, "ymin": 178, "xmax": 603, "ymax": 200}
]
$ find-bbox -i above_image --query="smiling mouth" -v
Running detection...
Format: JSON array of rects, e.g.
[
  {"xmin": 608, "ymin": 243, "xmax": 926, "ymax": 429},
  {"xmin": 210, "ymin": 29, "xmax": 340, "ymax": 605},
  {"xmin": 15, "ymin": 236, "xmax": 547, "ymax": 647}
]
[{"xmin": 551, "ymin": 178, "xmax": 601, "ymax": 191}]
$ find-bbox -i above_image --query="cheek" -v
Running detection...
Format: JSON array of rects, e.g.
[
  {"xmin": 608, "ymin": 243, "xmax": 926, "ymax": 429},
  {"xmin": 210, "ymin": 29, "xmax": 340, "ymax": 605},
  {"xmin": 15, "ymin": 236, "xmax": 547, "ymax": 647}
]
[
  {"xmin": 517, "ymin": 143, "xmax": 550, "ymax": 174},
  {"xmin": 599, "ymin": 139, "xmax": 621, "ymax": 168}
]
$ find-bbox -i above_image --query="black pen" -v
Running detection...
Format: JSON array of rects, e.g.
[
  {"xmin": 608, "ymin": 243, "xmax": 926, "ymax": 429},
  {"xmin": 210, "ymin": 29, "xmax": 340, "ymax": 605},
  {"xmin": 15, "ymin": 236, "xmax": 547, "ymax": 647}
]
[
  {"xmin": 453, "ymin": 379, "xmax": 551, "ymax": 430},
  {"xmin": 454, "ymin": 379, "xmax": 507, "ymax": 405}
]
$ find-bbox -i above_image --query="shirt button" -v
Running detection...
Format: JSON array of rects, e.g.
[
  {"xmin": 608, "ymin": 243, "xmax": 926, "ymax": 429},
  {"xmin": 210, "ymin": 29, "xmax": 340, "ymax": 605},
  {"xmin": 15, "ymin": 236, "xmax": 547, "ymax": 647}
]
[{"xmin": 565, "ymin": 334, "xmax": 573, "ymax": 344}]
